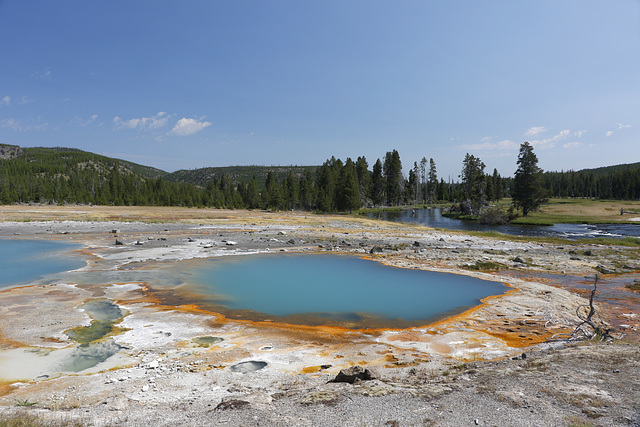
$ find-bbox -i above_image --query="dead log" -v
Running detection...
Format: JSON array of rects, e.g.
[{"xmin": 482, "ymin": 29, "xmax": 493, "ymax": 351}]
[{"xmin": 571, "ymin": 274, "xmax": 617, "ymax": 341}]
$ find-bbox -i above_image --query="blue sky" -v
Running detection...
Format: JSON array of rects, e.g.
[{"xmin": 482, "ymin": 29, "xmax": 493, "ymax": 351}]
[{"xmin": 1, "ymin": 1, "xmax": 639, "ymax": 179}]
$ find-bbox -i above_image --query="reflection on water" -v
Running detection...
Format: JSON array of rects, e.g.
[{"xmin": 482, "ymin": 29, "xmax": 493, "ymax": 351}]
[{"xmin": 367, "ymin": 208, "xmax": 640, "ymax": 239}]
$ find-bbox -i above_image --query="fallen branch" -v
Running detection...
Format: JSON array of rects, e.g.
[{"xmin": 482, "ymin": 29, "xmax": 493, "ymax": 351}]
[{"xmin": 571, "ymin": 274, "xmax": 617, "ymax": 341}]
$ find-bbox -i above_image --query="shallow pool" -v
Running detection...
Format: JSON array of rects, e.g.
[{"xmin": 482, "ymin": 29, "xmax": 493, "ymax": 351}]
[
  {"xmin": 187, "ymin": 254, "xmax": 507, "ymax": 328},
  {"xmin": 0, "ymin": 239, "xmax": 85, "ymax": 289}
]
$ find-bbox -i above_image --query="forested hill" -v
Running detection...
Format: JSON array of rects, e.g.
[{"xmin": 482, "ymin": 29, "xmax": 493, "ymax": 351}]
[
  {"xmin": 0, "ymin": 144, "xmax": 183, "ymax": 205},
  {"xmin": 544, "ymin": 161, "xmax": 640, "ymax": 199},
  {"xmin": 165, "ymin": 165, "xmax": 318, "ymax": 188},
  {"xmin": 578, "ymin": 162, "xmax": 640, "ymax": 177},
  {"xmin": 0, "ymin": 144, "xmax": 167, "ymax": 179},
  {"xmin": 1, "ymin": 143, "xmax": 639, "ymax": 210}
]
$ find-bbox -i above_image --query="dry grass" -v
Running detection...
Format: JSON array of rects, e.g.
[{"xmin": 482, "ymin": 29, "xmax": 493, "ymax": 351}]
[{"xmin": 540, "ymin": 199, "xmax": 640, "ymax": 223}]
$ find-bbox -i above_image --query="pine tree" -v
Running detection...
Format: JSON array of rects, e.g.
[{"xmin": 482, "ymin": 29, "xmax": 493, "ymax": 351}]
[
  {"xmin": 512, "ymin": 142, "xmax": 546, "ymax": 216},
  {"xmin": 383, "ymin": 150, "xmax": 402, "ymax": 205},
  {"xmin": 460, "ymin": 153, "xmax": 486, "ymax": 215},
  {"xmin": 371, "ymin": 159, "xmax": 385, "ymax": 206},
  {"xmin": 337, "ymin": 158, "xmax": 361, "ymax": 212},
  {"xmin": 355, "ymin": 156, "xmax": 371, "ymax": 203},
  {"xmin": 427, "ymin": 158, "xmax": 438, "ymax": 204}
]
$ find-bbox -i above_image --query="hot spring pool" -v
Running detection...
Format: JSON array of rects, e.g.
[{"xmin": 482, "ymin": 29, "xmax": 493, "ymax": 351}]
[
  {"xmin": 187, "ymin": 254, "xmax": 507, "ymax": 328},
  {"xmin": 0, "ymin": 239, "xmax": 85, "ymax": 289}
]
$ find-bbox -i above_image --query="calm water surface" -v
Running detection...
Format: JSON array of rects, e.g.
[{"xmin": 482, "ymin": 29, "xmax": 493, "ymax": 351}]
[
  {"xmin": 367, "ymin": 208, "xmax": 640, "ymax": 239},
  {"xmin": 0, "ymin": 239, "xmax": 85, "ymax": 289},
  {"xmin": 188, "ymin": 254, "xmax": 507, "ymax": 327},
  {"xmin": 0, "ymin": 240, "xmax": 507, "ymax": 328}
]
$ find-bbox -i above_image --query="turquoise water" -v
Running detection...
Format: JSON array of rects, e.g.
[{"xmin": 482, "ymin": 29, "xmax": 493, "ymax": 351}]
[
  {"xmin": 189, "ymin": 254, "xmax": 507, "ymax": 327},
  {"xmin": 0, "ymin": 239, "xmax": 85, "ymax": 289}
]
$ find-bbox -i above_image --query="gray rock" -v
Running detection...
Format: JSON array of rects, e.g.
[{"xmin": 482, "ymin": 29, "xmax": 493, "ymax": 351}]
[
  {"xmin": 596, "ymin": 265, "xmax": 616, "ymax": 274},
  {"xmin": 369, "ymin": 246, "xmax": 383, "ymax": 254},
  {"xmin": 331, "ymin": 365, "xmax": 378, "ymax": 384},
  {"xmin": 215, "ymin": 399, "xmax": 250, "ymax": 411}
]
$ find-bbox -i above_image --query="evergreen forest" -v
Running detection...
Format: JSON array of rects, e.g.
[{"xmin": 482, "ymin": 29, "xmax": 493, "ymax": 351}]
[{"xmin": 1, "ymin": 143, "xmax": 639, "ymax": 212}]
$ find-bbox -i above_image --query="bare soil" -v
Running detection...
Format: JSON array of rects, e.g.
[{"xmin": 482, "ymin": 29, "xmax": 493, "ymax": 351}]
[{"xmin": 0, "ymin": 206, "xmax": 638, "ymax": 426}]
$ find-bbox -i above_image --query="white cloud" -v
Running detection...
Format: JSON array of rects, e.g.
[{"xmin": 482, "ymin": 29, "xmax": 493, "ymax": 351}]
[
  {"xmin": 563, "ymin": 142, "xmax": 582, "ymax": 149},
  {"xmin": 72, "ymin": 114, "xmax": 98, "ymax": 127},
  {"xmin": 529, "ymin": 129, "xmax": 570, "ymax": 149},
  {"xmin": 460, "ymin": 139, "xmax": 519, "ymax": 152},
  {"xmin": 169, "ymin": 117, "xmax": 212, "ymax": 136},
  {"xmin": 1, "ymin": 118, "xmax": 47, "ymax": 131},
  {"xmin": 574, "ymin": 130, "xmax": 586, "ymax": 138},
  {"xmin": 31, "ymin": 68, "xmax": 51, "ymax": 80},
  {"xmin": 525, "ymin": 126, "xmax": 547, "ymax": 137},
  {"xmin": 1, "ymin": 118, "xmax": 22, "ymax": 131},
  {"xmin": 1, "ymin": 96, "xmax": 10, "ymax": 105},
  {"xmin": 113, "ymin": 112, "xmax": 169, "ymax": 131},
  {"xmin": 606, "ymin": 123, "xmax": 632, "ymax": 137}
]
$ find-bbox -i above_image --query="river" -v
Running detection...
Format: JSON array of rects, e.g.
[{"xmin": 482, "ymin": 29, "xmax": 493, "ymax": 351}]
[{"xmin": 366, "ymin": 208, "xmax": 640, "ymax": 239}]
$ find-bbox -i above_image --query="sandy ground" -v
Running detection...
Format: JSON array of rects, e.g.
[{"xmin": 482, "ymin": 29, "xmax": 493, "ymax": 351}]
[{"xmin": 0, "ymin": 206, "xmax": 639, "ymax": 426}]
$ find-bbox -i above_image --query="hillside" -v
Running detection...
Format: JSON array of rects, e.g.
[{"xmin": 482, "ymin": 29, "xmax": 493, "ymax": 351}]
[
  {"xmin": 579, "ymin": 161, "xmax": 640, "ymax": 177},
  {"xmin": 0, "ymin": 144, "xmax": 196, "ymax": 206},
  {"xmin": 1, "ymin": 143, "xmax": 639, "ymax": 207},
  {"xmin": 165, "ymin": 165, "xmax": 318, "ymax": 187}
]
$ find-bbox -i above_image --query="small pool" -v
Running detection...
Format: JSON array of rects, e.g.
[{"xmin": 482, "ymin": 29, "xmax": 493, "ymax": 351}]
[{"xmin": 187, "ymin": 254, "xmax": 507, "ymax": 328}]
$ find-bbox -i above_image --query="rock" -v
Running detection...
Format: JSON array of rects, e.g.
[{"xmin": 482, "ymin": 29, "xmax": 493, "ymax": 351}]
[
  {"xmin": 331, "ymin": 365, "xmax": 377, "ymax": 384},
  {"xmin": 596, "ymin": 265, "xmax": 616, "ymax": 274},
  {"xmin": 141, "ymin": 385, "xmax": 149, "ymax": 392},
  {"xmin": 215, "ymin": 399, "xmax": 250, "ymax": 411},
  {"xmin": 583, "ymin": 250, "xmax": 593, "ymax": 256},
  {"xmin": 412, "ymin": 241, "xmax": 421, "ymax": 247},
  {"xmin": 134, "ymin": 240, "xmax": 143, "ymax": 245},
  {"xmin": 513, "ymin": 256, "xmax": 526, "ymax": 264},
  {"xmin": 147, "ymin": 360, "xmax": 159, "ymax": 369},
  {"xmin": 439, "ymin": 238, "xmax": 445, "ymax": 242},
  {"xmin": 300, "ymin": 390, "xmax": 340, "ymax": 405},
  {"xmin": 115, "ymin": 239, "xmax": 124, "ymax": 245},
  {"xmin": 225, "ymin": 241, "xmax": 237, "ymax": 246},
  {"xmin": 369, "ymin": 246, "xmax": 383, "ymax": 254},
  {"xmin": 287, "ymin": 239, "xmax": 296, "ymax": 245},
  {"xmin": 111, "ymin": 229, "xmax": 119, "ymax": 234}
]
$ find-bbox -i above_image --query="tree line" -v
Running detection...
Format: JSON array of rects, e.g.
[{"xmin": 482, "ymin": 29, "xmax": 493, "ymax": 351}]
[{"xmin": 1, "ymin": 144, "xmax": 638, "ymax": 212}]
